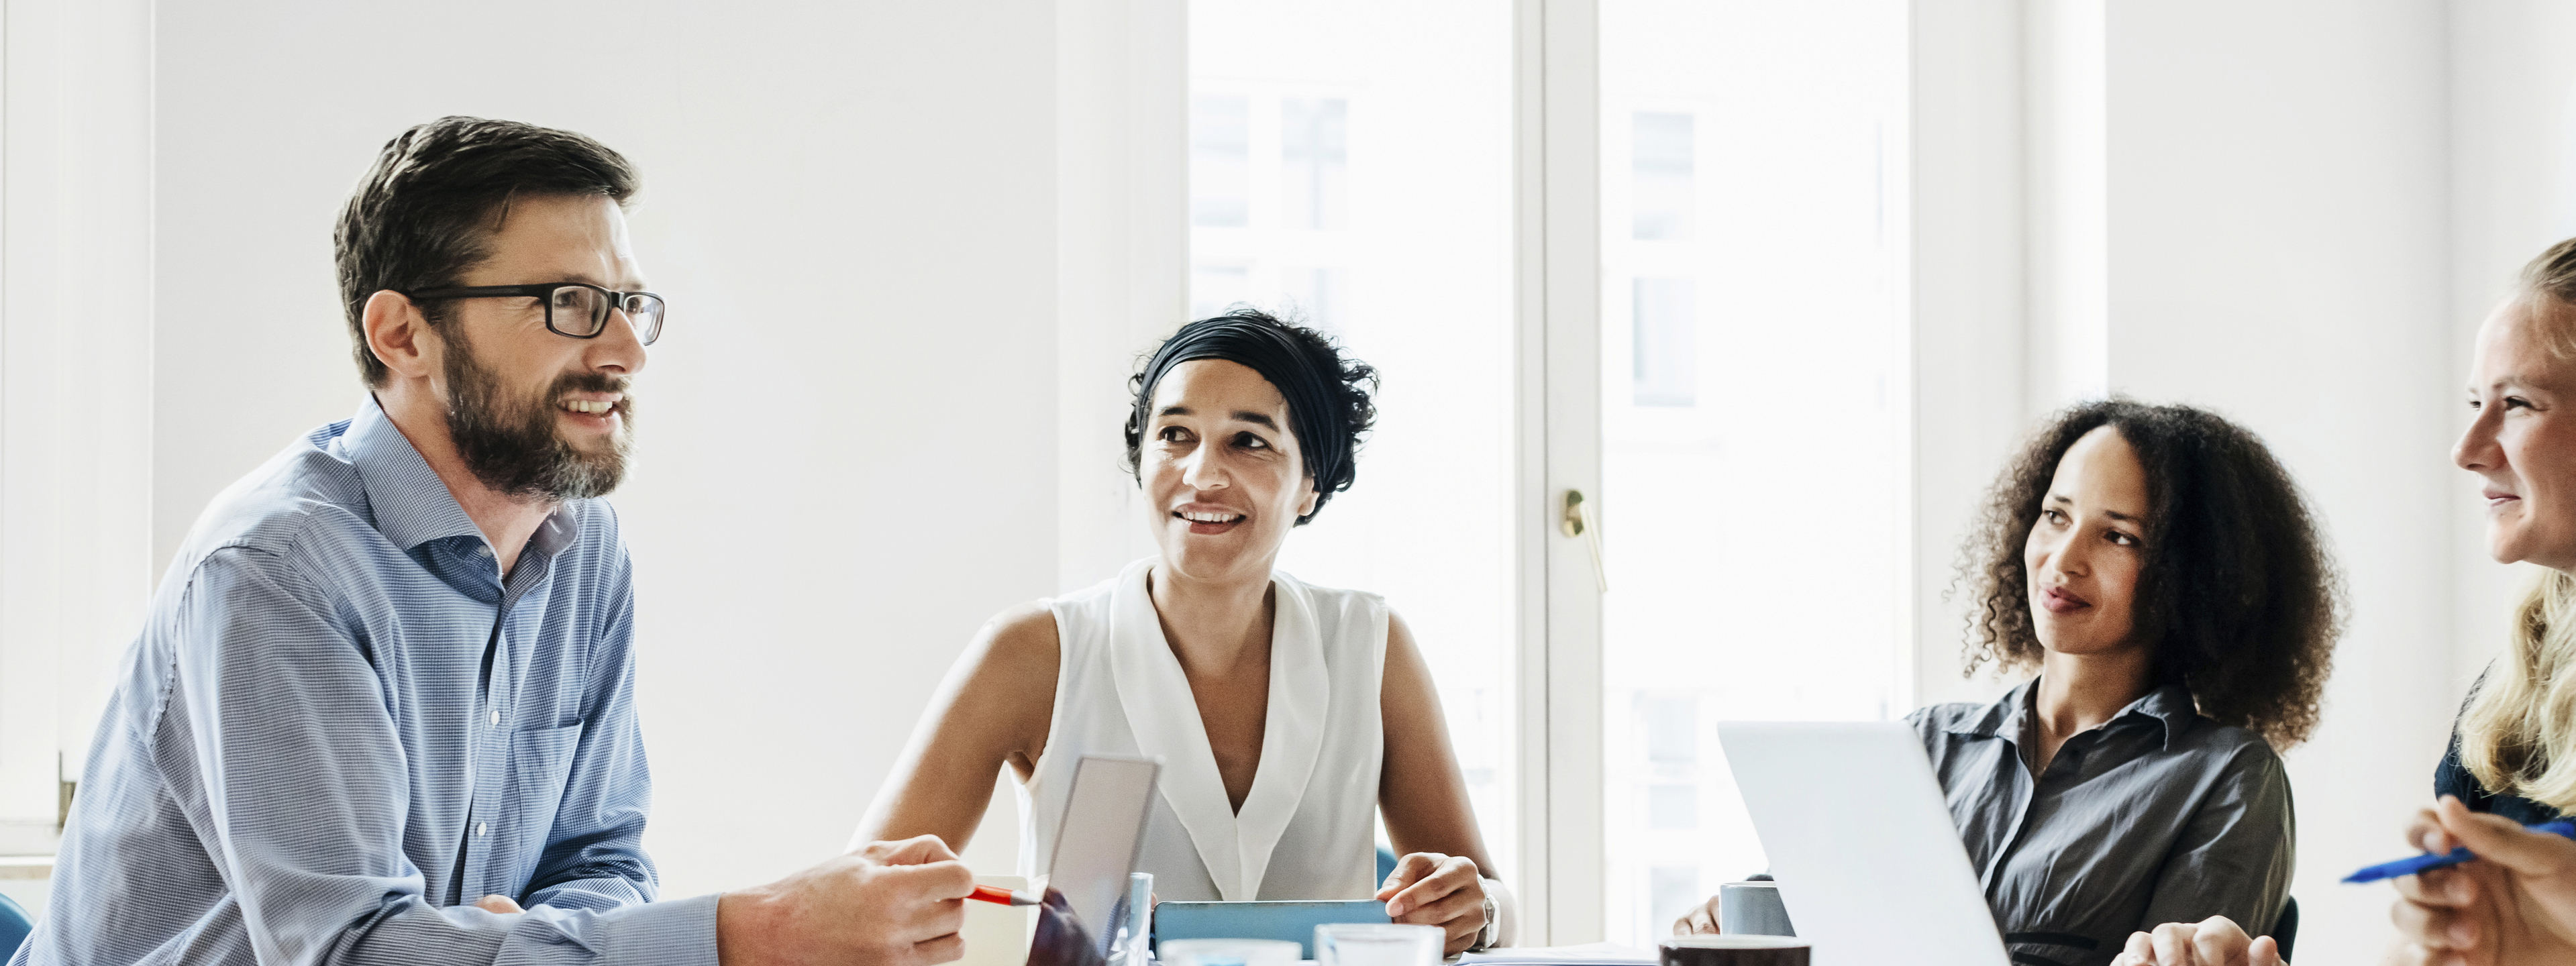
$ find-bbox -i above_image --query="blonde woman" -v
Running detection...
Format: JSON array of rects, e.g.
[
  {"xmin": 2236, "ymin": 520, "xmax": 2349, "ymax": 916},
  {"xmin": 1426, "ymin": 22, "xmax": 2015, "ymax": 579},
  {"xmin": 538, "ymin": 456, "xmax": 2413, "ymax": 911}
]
[{"xmin": 2117, "ymin": 240, "xmax": 2576, "ymax": 963}]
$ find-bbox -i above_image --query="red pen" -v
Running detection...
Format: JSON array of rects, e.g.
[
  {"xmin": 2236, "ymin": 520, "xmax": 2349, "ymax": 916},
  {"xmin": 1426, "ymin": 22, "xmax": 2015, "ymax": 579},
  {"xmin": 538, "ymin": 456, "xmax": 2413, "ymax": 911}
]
[{"xmin": 970, "ymin": 884, "xmax": 1041, "ymax": 907}]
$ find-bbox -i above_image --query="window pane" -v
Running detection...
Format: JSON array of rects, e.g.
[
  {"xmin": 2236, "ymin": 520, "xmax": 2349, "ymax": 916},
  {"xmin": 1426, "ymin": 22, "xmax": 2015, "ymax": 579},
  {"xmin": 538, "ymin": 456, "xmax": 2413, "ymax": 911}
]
[
  {"xmin": 1281, "ymin": 98, "xmax": 1349, "ymax": 231},
  {"xmin": 1631, "ymin": 113, "xmax": 1694, "ymax": 241},
  {"xmin": 1193, "ymin": 95, "xmax": 1251, "ymax": 227},
  {"xmin": 1632, "ymin": 278, "xmax": 1697, "ymax": 407},
  {"xmin": 1598, "ymin": 0, "xmax": 1912, "ymax": 945},
  {"xmin": 1190, "ymin": 0, "xmax": 1518, "ymax": 880}
]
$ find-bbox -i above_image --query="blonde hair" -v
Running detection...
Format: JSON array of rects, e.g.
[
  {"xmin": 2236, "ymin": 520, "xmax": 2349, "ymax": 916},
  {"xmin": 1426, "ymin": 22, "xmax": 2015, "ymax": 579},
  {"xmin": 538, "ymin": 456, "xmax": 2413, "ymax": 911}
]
[{"xmin": 2459, "ymin": 237, "xmax": 2576, "ymax": 808}]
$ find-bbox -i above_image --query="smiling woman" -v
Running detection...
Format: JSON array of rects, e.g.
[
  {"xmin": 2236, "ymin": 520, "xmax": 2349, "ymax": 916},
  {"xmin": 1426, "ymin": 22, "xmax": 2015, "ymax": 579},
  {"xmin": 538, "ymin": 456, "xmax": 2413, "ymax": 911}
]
[{"xmin": 858, "ymin": 310, "xmax": 1512, "ymax": 955}]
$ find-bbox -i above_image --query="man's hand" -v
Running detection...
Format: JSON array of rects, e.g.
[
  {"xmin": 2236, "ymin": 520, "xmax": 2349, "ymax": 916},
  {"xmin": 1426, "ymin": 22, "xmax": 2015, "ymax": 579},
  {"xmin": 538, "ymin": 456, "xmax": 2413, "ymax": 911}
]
[
  {"xmin": 718, "ymin": 835, "xmax": 977, "ymax": 966},
  {"xmin": 2386, "ymin": 796, "xmax": 2576, "ymax": 965},
  {"xmin": 1671, "ymin": 893, "xmax": 1721, "ymax": 936},
  {"xmin": 474, "ymin": 895, "xmax": 525, "ymax": 915},
  {"xmin": 1375, "ymin": 852, "xmax": 1490, "ymax": 955},
  {"xmin": 2110, "ymin": 916, "xmax": 2279, "ymax": 965}
]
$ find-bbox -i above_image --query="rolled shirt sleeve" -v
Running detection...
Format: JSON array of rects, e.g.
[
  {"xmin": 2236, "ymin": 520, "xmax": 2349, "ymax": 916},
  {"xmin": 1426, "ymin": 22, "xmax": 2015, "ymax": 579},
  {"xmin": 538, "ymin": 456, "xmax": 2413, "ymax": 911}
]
[{"xmin": 2134, "ymin": 744, "xmax": 2296, "ymax": 938}]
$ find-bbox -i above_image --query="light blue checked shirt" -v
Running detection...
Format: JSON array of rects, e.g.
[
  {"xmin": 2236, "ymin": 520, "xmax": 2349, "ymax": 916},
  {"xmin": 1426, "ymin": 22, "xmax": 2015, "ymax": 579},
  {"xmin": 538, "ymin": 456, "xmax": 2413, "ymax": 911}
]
[{"xmin": 10, "ymin": 398, "xmax": 717, "ymax": 966}]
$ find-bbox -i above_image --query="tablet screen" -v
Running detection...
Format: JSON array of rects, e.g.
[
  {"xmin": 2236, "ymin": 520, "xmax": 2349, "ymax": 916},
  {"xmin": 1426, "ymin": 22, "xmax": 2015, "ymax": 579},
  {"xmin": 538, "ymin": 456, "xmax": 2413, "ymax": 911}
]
[{"xmin": 1045, "ymin": 755, "xmax": 1162, "ymax": 955}]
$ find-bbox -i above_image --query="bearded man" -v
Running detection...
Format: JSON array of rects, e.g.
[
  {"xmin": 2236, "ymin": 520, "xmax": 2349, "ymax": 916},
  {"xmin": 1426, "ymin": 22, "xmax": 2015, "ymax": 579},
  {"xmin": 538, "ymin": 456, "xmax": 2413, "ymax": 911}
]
[{"xmin": 14, "ymin": 117, "xmax": 972, "ymax": 966}]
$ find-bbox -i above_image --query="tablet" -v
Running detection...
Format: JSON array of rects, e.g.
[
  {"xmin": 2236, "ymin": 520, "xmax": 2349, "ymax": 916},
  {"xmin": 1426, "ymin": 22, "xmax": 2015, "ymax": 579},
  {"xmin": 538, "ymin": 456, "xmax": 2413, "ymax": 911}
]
[{"xmin": 1044, "ymin": 755, "xmax": 1162, "ymax": 956}]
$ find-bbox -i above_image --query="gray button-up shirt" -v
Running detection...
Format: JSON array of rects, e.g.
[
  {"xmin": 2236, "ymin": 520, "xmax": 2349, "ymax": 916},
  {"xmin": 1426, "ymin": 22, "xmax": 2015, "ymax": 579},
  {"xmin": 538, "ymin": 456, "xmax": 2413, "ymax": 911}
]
[{"xmin": 1908, "ymin": 680, "xmax": 2293, "ymax": 966}]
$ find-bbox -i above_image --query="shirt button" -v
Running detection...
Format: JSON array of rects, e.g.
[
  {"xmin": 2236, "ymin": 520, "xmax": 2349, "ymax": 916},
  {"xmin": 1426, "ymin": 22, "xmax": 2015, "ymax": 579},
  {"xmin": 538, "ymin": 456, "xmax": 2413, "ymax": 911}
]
[
  {"xmin": 489, "ymin": 711, "xmax": 501, "ymax": 727},
  {"xmin": 478, "ymin": 545, "xmax": 492, "ymax": 557},
  {"xmin": 477, "ymin": 822, "xmax": 488, "ymax": 837}
]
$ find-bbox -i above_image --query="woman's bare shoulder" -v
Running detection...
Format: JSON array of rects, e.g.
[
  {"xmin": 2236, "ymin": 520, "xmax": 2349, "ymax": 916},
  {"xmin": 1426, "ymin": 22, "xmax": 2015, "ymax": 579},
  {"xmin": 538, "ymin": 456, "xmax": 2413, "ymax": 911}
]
[{"xmin": 973, "ymin": 601, "xmax": 1062, "ymax": 667}]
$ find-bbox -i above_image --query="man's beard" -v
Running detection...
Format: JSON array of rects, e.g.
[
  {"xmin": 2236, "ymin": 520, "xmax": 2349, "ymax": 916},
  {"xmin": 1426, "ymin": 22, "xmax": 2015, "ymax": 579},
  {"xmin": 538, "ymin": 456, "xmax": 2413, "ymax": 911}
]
[{"xmin": 442, "ymin": 329, "xmax": 635, "ymax": 502}]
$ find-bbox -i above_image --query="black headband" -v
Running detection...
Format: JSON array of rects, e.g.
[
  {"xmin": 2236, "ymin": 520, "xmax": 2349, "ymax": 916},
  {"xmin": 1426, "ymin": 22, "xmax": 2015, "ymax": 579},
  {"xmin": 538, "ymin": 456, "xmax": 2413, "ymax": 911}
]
[{"xmin": 1131, "ymin": 315, "xmax": 1357, "ymax": 523}]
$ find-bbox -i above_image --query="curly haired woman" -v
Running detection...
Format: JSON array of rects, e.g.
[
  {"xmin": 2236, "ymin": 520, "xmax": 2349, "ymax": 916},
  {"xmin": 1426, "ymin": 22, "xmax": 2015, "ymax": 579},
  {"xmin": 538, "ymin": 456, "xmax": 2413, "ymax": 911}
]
[{"xmin": 1684, "ymin": 399, "xmax": 2342, "ymax": 966}]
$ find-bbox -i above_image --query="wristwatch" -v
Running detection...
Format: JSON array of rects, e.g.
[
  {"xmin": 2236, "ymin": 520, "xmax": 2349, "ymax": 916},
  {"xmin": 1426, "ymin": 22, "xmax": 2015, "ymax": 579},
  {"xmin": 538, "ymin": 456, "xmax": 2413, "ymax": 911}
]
[{"xmin": 1470, "ymin": 886, "xmax": 1500, "ymax": 951}]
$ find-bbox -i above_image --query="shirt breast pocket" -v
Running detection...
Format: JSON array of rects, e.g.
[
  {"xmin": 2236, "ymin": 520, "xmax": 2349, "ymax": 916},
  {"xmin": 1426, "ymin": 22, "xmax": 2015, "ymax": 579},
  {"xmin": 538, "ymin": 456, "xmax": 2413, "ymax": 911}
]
[{"xmin": 503, "ymin": 721, "xmax": 586, "ymax": 848}]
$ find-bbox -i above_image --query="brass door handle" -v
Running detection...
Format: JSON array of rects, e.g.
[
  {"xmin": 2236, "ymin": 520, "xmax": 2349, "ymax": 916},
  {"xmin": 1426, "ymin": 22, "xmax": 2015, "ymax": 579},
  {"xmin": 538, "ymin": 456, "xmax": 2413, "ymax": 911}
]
[{"xmin": 1563, "ymin": 489, "xmax": 1608, "ymax": 592}]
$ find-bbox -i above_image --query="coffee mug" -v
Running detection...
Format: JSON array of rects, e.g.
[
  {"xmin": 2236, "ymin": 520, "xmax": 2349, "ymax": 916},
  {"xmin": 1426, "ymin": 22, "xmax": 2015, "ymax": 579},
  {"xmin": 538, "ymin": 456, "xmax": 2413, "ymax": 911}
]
[
  {"xmin": 1659, "ymin": 934, "xmax": 1811, "ymax": 966},
  {"xmin": 1716, "ymin": 881, "xmax": 1795, "ymax": 936}
]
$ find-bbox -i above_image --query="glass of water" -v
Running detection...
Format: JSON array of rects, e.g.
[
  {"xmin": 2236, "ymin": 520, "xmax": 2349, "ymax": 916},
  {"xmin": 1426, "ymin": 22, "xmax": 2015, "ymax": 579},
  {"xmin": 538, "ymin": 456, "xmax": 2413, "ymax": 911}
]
[{"xmin": 1315, "ymin": 924, "xmax": 1444, "ymax": 966}]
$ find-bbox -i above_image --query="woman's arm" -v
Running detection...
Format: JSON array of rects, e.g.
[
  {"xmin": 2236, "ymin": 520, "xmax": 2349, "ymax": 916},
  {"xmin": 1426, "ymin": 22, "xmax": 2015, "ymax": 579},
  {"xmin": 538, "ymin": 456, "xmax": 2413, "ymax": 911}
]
[
  {"xmin": 1376, "ymin": 611, "xmax": 1512, "ymax": 952},
  {"xmin": 2105, "ymin": 745, "xmax": 2296, "ymax": 965},
  {"xmin": 2132, "ymin": 745, "xmax": 2296, "ymax": 938},
  {"xmin": 849, "ymin": 603, "xmax": 1061, "ymax": 852}
]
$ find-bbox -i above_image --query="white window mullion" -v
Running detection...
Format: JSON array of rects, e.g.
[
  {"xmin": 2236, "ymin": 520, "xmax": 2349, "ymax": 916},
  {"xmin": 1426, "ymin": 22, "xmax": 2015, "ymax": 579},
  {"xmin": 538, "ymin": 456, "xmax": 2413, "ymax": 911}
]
[{"xmin": 1520, "ymin": 0, "xmax": 1604, "ymax": 947}]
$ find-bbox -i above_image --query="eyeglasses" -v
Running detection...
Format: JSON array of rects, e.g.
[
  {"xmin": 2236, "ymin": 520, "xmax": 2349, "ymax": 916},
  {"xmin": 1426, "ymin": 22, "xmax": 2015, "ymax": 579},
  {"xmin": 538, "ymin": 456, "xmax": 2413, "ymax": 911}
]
[{"xmin": 403, "ymin": 282, "xmax": 666, "ymax": 345}]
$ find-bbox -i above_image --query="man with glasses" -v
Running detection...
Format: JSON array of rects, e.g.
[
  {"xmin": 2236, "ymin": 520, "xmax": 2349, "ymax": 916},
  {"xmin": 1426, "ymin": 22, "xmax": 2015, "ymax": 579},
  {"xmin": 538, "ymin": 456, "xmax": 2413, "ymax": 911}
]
[{"xmin": 11, "ymin": 117, "xmax": 972, "ymax": 966}]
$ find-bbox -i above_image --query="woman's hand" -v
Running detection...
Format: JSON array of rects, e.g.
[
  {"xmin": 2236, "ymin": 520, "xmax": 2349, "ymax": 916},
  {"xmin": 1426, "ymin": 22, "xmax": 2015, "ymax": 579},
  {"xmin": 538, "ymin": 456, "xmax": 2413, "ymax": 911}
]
[
  {"xmin": 2386, "ymin": 796, "xmax": 2576, "ymax": 963},
  {"xmin": 2108, "ymin": 916, "xmax": 2277, "ymax": 965},
  {"xmin": 1376, "ymin": 852, "xmax": 1490, "ymax": 954},
  {"xmin": 1671, "ymin": 893, "xmax": 1722, "ymax": 935}
]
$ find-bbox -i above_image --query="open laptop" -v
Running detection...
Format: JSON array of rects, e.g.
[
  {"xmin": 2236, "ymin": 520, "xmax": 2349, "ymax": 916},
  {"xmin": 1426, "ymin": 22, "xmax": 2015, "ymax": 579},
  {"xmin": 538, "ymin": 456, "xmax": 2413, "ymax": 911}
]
[{"xmin": 1715, "ymin": 721, "xmax": 2010, "ymax": 966}]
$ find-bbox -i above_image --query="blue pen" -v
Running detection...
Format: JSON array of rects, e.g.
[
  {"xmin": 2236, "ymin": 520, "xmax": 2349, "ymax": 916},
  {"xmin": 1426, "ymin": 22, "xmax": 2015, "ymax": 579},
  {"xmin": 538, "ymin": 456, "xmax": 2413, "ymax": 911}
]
[{"xmin": 2344, "ymin": 819, "xmax": 2576, "ymax": 883}]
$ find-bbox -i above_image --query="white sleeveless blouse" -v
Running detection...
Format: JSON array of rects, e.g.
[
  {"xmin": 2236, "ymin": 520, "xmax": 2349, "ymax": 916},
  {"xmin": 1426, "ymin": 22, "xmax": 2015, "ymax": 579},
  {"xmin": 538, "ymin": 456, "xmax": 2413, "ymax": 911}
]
[{"xmin": 1017, "ymin": 557, "xmax": 1388, "ymax": 902}]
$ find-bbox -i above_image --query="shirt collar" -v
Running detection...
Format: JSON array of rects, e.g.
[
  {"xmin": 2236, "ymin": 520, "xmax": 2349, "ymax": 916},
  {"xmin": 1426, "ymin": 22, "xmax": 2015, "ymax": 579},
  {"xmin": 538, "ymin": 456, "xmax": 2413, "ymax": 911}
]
[
  {"xmin": 339, "ymin": 396, "xmax": 582, "ymax": 557},
  {"xmin": 1944, "ymin": 676, "xmax": 2198, "ymax": 749},
  {"xmin": 2123, "ymin": 682, "xmax": 2202, "ymax": 749},
  {"xmin": 1946, "ymin": 678, "xmax": 2037, "ymax": 743}
]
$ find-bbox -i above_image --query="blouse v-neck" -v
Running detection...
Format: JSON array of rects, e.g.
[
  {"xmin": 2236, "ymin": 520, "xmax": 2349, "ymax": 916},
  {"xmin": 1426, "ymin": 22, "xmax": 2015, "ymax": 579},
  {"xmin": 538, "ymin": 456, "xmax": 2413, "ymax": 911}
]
[{"xmin": 1111, "ymin": 561, "xmax": 1330, "ymax": 901}]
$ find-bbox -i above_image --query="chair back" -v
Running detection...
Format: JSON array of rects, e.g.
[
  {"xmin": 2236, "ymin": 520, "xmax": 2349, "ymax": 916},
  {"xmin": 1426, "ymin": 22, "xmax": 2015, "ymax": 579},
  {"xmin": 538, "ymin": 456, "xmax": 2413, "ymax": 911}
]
[
  {"xmin": 0, "ymin": 890, "xmax": 32, "ymax": 960},
  {"xmin": 2271, "ymin": 894, "xmax": 2298, "ymax": 963}
]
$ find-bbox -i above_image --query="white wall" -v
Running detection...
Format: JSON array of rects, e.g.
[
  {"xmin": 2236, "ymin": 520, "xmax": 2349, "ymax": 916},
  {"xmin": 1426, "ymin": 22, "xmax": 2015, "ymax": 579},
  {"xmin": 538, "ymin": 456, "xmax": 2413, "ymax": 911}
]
[
  {"xmin": 1913, "ymin": 3, "xmax": 2506, "ymax": 959},
  {"xmin": 0, "ymin": 0, "xmax": 153, "ymax": 855},
  {"xmin": 2449, "ymin": 0, "xmax": 2576, "ymax": 694},
  {"xmin": 153, "ymin": 1, "xmax": 1060, "ymax": 895},
  {"xmin": 2103, "ymin": 2, "xmax": 2453, "ymax": 960},
  {"xmin": 1909, "ymin": 0, "xmax": 2030, "ymax": 710}
]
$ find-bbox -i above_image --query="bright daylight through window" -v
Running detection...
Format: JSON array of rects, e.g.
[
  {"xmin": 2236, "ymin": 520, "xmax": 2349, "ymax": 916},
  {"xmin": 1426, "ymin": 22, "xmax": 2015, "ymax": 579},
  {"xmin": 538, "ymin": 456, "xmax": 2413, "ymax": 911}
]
[
  {"xmin": 1188, "ymin": 1, "xmax": 1521, "ymax": 881},
  {"xmin": 1596, "ymin": 0, "xmax": 1912, "ymax": 945}
]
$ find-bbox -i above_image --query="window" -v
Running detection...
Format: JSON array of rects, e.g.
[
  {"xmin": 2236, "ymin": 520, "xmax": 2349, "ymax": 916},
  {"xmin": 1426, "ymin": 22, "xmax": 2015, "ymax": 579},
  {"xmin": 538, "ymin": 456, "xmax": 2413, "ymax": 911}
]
[
  {"xmin": 1630, "ymin": 278, "xmax": 1696, "ymax": 407},
  {"xmin": 1630, "ymin": 113, "xmax": 1694, "ymax": 241},
  {"xmin": 1188, "ymin": 0, "xmax": 1521, "ymax": 878},
  {"xmin": 1280, "ymin": 98, "xmax": 1349, "ymax": 231},
  {"xmin": 1596, "ymin": 0, "xmax": 1912, "ymax": 945},
  {"xmin": 1192, "ymin": 95, "xmax": 1251, "ymax": 228}
]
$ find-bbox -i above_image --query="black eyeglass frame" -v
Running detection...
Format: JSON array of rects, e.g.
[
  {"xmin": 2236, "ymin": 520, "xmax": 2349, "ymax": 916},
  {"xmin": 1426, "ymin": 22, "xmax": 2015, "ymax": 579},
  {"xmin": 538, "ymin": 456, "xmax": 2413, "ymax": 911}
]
[{"xmin": 402, "ymin": 282, "xmax": 666, "ymax": 345}]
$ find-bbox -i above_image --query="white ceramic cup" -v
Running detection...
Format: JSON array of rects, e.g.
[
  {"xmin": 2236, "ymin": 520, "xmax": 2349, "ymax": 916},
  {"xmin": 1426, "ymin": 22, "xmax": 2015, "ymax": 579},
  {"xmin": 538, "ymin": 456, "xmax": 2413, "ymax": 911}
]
[{"xmin": 1314, "ymin": 923, "xmax": 1444, "ymax": 966}]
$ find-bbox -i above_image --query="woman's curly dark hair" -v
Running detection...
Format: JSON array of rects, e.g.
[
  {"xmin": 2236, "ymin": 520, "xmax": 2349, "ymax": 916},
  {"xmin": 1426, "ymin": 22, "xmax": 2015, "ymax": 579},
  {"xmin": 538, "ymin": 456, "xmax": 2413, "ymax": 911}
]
[
  {"xmin": 1958, "ymin": 398, "xmax": 2342, "ymax": 748},
  {"xmin": 1121, "ymin": 308, "xmax": 1378, "ymax": 525}
]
